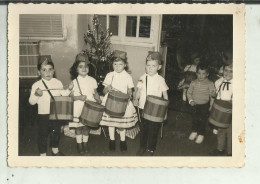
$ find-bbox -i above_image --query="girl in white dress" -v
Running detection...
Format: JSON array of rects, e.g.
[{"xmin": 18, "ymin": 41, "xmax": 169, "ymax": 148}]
[
  {"xmin": 68, "ymin": 54, "xmax": 101, "ymax": 154},
  {"xmin": 100, "ymin": 50, "xmax": 138, "ymax": 152}
]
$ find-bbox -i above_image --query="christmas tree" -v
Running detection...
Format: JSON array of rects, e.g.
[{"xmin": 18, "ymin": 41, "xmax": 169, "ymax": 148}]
[{"xmin": 82, "ymin": 15, "xmax": 114, "ymax": 82}]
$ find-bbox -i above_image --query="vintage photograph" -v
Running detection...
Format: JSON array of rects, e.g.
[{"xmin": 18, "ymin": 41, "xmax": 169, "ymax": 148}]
[{"xmin": 8, "ymin": 4, "xmax": 245, "ymax": 167}]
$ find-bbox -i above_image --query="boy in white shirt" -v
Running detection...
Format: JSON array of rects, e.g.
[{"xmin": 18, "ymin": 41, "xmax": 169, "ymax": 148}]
[
  {"xmin": 134, "ymin": 51, "xmax": 169, "ymax": 156},
  {"xmin": 29, "ymin": 56, "xmax": 67, "ymax": 156}
]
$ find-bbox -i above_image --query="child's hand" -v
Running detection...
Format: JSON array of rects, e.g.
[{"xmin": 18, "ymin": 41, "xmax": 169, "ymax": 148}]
[
  {"xmin": 190, "ymin": 101, "xmax": 196, "ymax": 106},
  {"xmin": 107, "ymin": 85, "xmax": 113, "ymax": 93},
  {"xmin": 209, "ymin": 105, "xmax": 213, "ymax": 111},
  {"xmin": 68, "ymin": 82, "xmax": 74, "ymax": 91},
  {"xmin": 133, "ymin": 99, "xmax": 139, "ymax": 106},
  {"xmin": 35, "ymin": 88, "xmax": 43, "ymax": 97},
  {"xmin": 80, "ymin": 95, "xmax": 87, "ymax": 101},
  {"xmin": 164, "ymin": 111, "xmax": 168, "ymax": 120}
]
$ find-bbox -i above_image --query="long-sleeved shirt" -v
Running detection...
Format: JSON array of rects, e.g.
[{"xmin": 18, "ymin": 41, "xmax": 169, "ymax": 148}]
[
  {"xmin": 29, "ymin": 78, "xmax": 69, "ymax": 114},
  {"xmin": 187, "ymin": 78, "xmax": 215, "ymax": 105}
]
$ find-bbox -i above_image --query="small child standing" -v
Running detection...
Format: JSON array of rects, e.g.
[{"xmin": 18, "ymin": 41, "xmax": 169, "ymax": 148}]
[
  {"xmin": 100, "ymin": 50, "xmax": 138, "ymax": 152},
  {"xmin": 187, "ymin": 64, "xmax": 215, "ymax": 144},
  {"xmin": 29, "ymin": 56, "xmax": 68, "ymax": 156},
  {"xmin": 134, "ymin": 51, "xmax": 169, "ymax": 156},
  {"xmin": 209, "ymin": 64, "xmax": 233, "ymax": 156},
  {"xmin": 68, "ymin": 53, "xmax": 101, "ymax": 154}
]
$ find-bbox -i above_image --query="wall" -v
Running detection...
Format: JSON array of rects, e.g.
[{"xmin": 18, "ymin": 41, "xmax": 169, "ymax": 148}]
[{"xmin": 39, "ymin": 14, "xmax": 91, "ymax": 86}]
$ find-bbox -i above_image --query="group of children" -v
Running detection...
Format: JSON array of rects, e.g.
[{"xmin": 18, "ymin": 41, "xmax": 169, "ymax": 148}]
[{"xmin": 29, "ymin": 49, "xmax": 233, "ymax": 157}]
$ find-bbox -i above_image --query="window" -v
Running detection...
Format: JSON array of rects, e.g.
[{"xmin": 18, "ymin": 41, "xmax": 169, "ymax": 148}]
[
  {"xmin": 126, "ymin": 16, "xmax": 137, "ymax": 37},
  {"xmin": 19, "ymin": 42, "xmax": 39, "ymax": 78},
  {"xmin": 20, "ymin": 14, "xmax": 65, "ymax": 40},
  {"xmin": 97, "ymin": 15, "xmax": 119, "ymax": 36}
]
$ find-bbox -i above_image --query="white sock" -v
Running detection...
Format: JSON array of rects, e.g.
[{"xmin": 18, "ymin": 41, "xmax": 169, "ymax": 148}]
[
  {"xmin": 76, "ymin": 135, "xmax": 83, "ymax": 143},
  {"xmin": 82, "ymin": 135, "xmax": 89, "ymax": 143},
  {"xmin": 118, "ymin": 128, "xmax": 126, "ymax": 141},
  {"xmin": 108, "ymin": 127, "xmax": 115, "ymax": 140},
  {"xmin": 40, "ymin": 153, "xmax": 47, "ymax": 156},
  {"xmin": 52, "ymin": 147, "xmax": 59, "ymax": 154}
]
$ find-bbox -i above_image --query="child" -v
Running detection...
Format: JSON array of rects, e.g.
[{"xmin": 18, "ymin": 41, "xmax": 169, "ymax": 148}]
[
  {"xmin": 100, "ymin": 50, "xmax": 138, "ymax": 152},
  {"xmin": 187, "ymin": 63, "xmax": 215, "ymax": 144},
  {"xmin": 134, "ymin": 51, "xmax": 169, "ymax": 156},
  {"xmin": 29, "ymin": 56, "xmax": 68, "ymax": 156},
  {"xmin": 178, "ymin": 53, "xmax": 200, "ymax": 101},
  {"xmin": 209, "ymin": 63, "xmax": 233, "ymax": 156},
  {"xmin": 68, "ymin": 53, "xmax": 102, "ymax": 154}
]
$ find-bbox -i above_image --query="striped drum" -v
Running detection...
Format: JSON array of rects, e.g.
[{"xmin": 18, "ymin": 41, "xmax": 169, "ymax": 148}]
[
  {"xmin": 49, "ymin": 96, "xmax": 73, "ymax": 120},
  {"xmin": 105, "ymin": 91, "xmax": 129, "ymax": 117},
  {"xmin": 80, "ymin": 101, "xmax": 105, "ymax": 127},
  {"xmin": 209, "ymin": 99, "xmax": 232, "ymax": 128},
  {"xmin": 142, "ymin": 95, "xmax": 169, "ymax": 123}
]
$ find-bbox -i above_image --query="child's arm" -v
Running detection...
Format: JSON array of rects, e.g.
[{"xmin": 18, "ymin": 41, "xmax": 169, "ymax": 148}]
[
  {"xmin": 133, "ymin": 87, "xmax": 141, "ymax": 106},
  {"xmin": 93, "ymin": 89, "xmax": 102, "ymax": 104},
  {"xmin": 127, "ymin": 87, "xmax": 133, "ymax": 99},
  {"xmin": 162, "ymin": 90, "xmax": 169, "ymax": 120},
  {"xmin": 29, "ymin": 83, "xmax": 41, "ymax": 105},
  {"xmin": 209, "ymin": 82, "xmax": 216, "ymax": 111},
  {"xmin": 187, "ymin": 82, "xmax": 196, "ymax": 106}
]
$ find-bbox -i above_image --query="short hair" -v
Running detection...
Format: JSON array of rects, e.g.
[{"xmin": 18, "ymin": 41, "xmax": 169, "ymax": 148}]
[
  {"xmin": 37, "ymin": 55, "xmax": 54, "ymax": 71},
  {"xmin": 146, "ymin": 51, "xmax": 163, "ymax": 65},
  {"xmin": 196, "ymin": 63, "xmax": 209, "ymax": 73},
  {"xmin": 223, "ymin": 63, "xmax": 233, "ymax": 70}
]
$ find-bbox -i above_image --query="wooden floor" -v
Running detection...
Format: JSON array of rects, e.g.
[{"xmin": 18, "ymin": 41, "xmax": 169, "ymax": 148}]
[{"xmin": 18, "ymin": 110, "xmax": 226, "ymax": 157}]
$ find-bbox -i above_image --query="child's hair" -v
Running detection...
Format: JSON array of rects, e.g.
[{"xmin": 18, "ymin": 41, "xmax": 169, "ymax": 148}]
[
  {"xmin": 223, "ymin": 63, "xmax": 233, "ymax": 70},
  {"xmin": 113, "ymin": 50, "xmax": 127, "ymax": 64},
  {"xmin": 146, "ymin": 51, "xmax": 163, "ymax": 65},
  {"xmin": 37, "ymin": 55, "xmax": 54, "ymax": 70},
  {"xmin": 70, "ymin": 54, "xmax": 90, "ymax": 80},
  {"xmin": 196, "ymin": 63, "xmax": 209, "ymax": 73}
]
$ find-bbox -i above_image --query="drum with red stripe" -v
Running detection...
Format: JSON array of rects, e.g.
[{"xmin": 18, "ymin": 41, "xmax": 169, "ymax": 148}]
[
  {"xmin": 105, "ymin": 91, "xmax": 129, "ymax": 117},
  {"xmin": 80, "ymin": 100, "xmax": 105, "ymax": 127},
  {"xmin": 142, "ymin": 95, "xmax": 169, "ymax": 123},
  {"xmin": 49, "ymin": 96, "xmax": 73, "ymax": 120},
  {"xmin": 209, "ymin": 99, "xmax": 232, "ymax": 128}
]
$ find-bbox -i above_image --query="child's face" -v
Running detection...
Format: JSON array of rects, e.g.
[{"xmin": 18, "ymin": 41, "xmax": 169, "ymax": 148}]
[
  {"xmin": 193, "ymin": 58, "xmax": 200, "ymax": 65},
  {"xmin": 77, "ymin": 61, "xmax": 89, "ymax": 76},
  {"xmin": 196, "ymin": 69, "xmax": 209, "ymax": 81},
  {"xmin": 223, "ymin": 66, "xmax": 233, "ymax": 81},
  {"xmin": 145, "ymin": 60, "xmax": 161, "ymax": 76},
  {"xmin": 38, "ymin": 64, "xmax": 54, "ymax": 81},
  {"xmin": 113, "ymin": 60, "xmax": 126, "ymax": 73}
]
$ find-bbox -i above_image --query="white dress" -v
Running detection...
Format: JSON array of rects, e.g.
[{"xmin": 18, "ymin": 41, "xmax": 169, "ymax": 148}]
[
  {"xmin": 69, "ymin": 75, "xmax": 98, "ymax": 128},
  {"xmin": 100, "ymin": 70, "xmax": 138, "ymax": 128}
]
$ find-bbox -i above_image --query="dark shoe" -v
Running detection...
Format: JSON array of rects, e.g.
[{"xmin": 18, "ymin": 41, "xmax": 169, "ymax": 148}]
[
  {"xmin": 77, "ymin": 143, "xmax": 84, "ymax": 154},
  {"xmin": 136, "ymin": 148, "xmax": 146, "ymax": 156},
  {"xmin": 109, "ymin": 140, "xmax": 116, "ymax": 151},
  {"xmin": 120, "ymin": 141, "xmax": 127, "ymax": 152},
  {"xmin": 82, "ymin": 142, "xmax": 89, "ymax": 153},
  {"xmin": 52, "ymin": 151, "xmax": 65, "ymax": 156},
  {"xmin": 209, "ymin": 149, "xmax": 225, "ymax": 156}
]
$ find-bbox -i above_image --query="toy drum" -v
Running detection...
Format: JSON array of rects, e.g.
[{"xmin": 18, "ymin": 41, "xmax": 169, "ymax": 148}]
[
  {"xmin": 49, "ymin": 96, "xmax": 73, "ymax": 120},
  {"xmin": 80, "ymin": 100, "xmax": 105, "ymax": 127},
  {"xmin": 105, "ymin": 91, "xmax": 129, "ymax": 117},
  {"xmin": 209, "ymin": 99, "xmax": 232, "ymax": 128},
  {"xmin": 142, "ymin": 95, "xmax": 169, "ymax": 123}
]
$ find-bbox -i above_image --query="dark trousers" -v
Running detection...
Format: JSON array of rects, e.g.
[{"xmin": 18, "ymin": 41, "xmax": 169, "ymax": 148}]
[
  {"xmin": 139, "ymin": 109, "xmax": 161, "ymax": 151},
  {"xmin": 37, "ymin": 115, "xmax": 62, "ymax": 154},
  {"xmin": 190, "ymin": 103, "xmax": 209, "ymax": 135},
  {"xmin": 217, "ymin": 125, "xmax": 232, "ymax": 154}
]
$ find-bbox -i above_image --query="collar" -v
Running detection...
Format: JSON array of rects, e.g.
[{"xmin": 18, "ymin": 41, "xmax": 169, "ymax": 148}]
[
  {"xmin": 146, "ymin": 73, "xmax": 159, "ymax": 78},
  {"xmin": 114, "ymin": 70, "xmax": 126, "ymax": 76},
  {"xmin": 42, "ymin": 78, "xmax": 53, "ymax": 83}
]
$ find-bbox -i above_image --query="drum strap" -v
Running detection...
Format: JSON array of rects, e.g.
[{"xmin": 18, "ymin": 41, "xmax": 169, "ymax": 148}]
[
  {"xmin": 76, "ymin": 78, "xmax": 83, "ymax": 96},
  {"xmin": 42, "ymin": 80, "xmax": 58, "ymax": 120},
  {"xmin": 146, "ymin": 75, "xmax": 148, "ymax": 97}
]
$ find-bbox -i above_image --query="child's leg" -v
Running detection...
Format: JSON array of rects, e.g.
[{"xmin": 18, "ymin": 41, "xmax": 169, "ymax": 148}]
[
  {"xmin": 190, "ymin": 105, "xmax": 199, "ymax": 133},
  {"xmin": 82, "ymin": 126, "xmax": 91, "ymax": 152},
  {"xmin": 75, "ymin": 127, "xmax": 83, "ymax": 143},
  {"xmin": 226, "ymin": 125, "xmax": 232, "ymax": 155},
  {"xmin": 82, "ymin": 126, "xmax": 90, "ymax": 142},
  {"xmin": 108, "ymin": 127, "xmax": 115, "ymax": 140},
  {"xmin": 139, "ymin": 116, "xmax": 149, "ymax": 150},
  {"xmin": 118, "ymin": 128, "xmax": 126, "ymax": 141},
  {"xmin": 147, "ymin": 121, "xmax": 161, "ymax": 152},
  {"xmin": 217, "ymin": 128, "xmax": 227, "ymax": 151},
  {"xmin": 197, "ymin": 103, "xmax": 209, "ymax": 135},
  {"xmin": 75, "ymin": 127, "xmax": 84, "ymax": 153},
  {"xmin": 49, "ymin": 120, "xmax": 62, "ymax": 154},
  {"xmin": 37, "ymin": 115, "xmax": 49, "ymax": 155}
]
